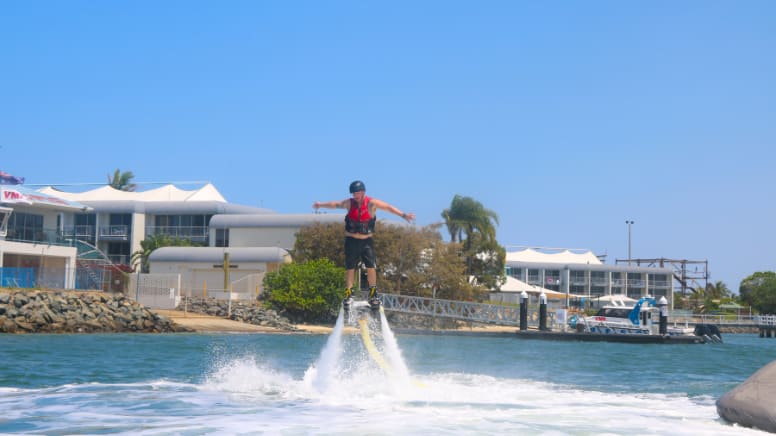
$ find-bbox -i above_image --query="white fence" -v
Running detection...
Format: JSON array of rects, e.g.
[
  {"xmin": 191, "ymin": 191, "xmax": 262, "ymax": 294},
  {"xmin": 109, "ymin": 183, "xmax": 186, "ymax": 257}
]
[
  {"xmin": 127, "ymin": 273, "xmax": 181, "ymax": 309},
  {"xmin": 129, "ymin": 273, "xmax": 265, "ymax": 309}
]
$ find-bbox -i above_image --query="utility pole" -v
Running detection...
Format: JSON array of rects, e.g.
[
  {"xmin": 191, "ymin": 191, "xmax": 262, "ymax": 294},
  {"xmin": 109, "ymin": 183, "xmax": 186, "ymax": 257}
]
[{"xmin": 625, "ymin": 220, "xmax": 634, "ymax": 266}]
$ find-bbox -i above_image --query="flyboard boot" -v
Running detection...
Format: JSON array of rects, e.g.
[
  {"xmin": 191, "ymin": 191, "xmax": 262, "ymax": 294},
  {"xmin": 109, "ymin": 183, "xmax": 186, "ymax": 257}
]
[
  {"xmin": 342, "ymin": 288, "xmax": 354, "ymax": 314},
  {"xmin": 368, "ymin": 285, "xmax": 381, "ymax": 313}
]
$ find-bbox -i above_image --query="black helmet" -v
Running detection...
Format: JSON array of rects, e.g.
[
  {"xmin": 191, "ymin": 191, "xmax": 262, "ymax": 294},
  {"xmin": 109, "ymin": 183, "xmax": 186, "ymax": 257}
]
[{"xmin": 349, "ymin": 180, "xmax": 366, "ymax": 193}]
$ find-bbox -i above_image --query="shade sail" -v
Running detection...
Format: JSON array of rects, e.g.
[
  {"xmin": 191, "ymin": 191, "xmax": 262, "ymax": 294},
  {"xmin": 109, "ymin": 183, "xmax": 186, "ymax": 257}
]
[{"xmin": 0, "ymin": 185, "xmax": 91, "ymax": 211}]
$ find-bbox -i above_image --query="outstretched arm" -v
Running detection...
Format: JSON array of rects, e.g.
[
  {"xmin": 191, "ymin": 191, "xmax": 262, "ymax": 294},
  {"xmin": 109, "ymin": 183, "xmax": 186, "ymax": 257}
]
[
  {"xmin": 313, "ymin": 199, "xmax": 348, "ymax": 210},
  {"xmin": 370, "ymin": 198, "xmax": 416, "ymax": 223}
]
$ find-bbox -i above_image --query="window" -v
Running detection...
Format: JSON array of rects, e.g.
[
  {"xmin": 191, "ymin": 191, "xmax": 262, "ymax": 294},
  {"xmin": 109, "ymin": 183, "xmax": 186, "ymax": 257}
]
[
  {"xmin": 7, "ymin": 212, "xmax": 43, "ymax": 241},
  {"xmin": 527, "ymin": 269, "xmax": 540, "ymax": 284},
  {"xmin": 0, "ymin": 207, "xmax": 11, "ymax": 237},
  {"xmin": 110, "ymin": 213, "xmax": 132, "ymax": 226},
  {"xmin": 545, "ymin": 270, "xmax": 560, "ymax": 286},
  {"xmin": 215, "ymin": 228, "xmax": 229, "ymax": 247},
  {"xmin": 570, "ymin": 270, "xmax": 586, "ymax": 284},
  {"xmin": 75, "ymin": 213, "xmax": 96, "ymax": 226},
  {"xmin": 155, "ymin": 214, "xmax": 211, "ymax": 227}
]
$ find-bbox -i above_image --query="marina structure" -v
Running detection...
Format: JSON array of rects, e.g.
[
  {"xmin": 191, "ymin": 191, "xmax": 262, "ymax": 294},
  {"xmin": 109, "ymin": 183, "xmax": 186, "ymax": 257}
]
[{"xmin": 502, "ymin": 247, "xmax": 675, "ymax": 307}]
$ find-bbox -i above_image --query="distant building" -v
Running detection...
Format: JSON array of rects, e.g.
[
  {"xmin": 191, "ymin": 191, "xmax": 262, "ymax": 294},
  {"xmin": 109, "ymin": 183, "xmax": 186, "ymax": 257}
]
[
  {"xmin": 35, "ymin": 183, "xmax": 347, "ymax": 297},
  {"xmin": 39, "ymin": 184, "xmax": 273, "ymax": 266},
  {"xmin": 503, "ymin": 247, "xmax": 674, "ymax": 306},
  {"xmin": 0, "ymin": 185, "xmax": 89, "ymax": 289}
]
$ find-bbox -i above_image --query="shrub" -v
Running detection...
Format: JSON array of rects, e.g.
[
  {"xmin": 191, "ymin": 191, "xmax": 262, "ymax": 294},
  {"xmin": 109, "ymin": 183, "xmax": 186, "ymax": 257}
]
[{"xmin": 263, "ymin": 258, "xmax": 345, "ymax": 323}]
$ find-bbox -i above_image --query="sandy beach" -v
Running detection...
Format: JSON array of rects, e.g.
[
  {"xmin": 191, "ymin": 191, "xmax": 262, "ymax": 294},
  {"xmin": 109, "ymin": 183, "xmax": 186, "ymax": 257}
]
[
  {"xmin": 154, "ymin": 309, "xmax": 328, "ymax": 334},
  {"xmin": 153, "ymin": 309, "xmax": 518, "ymax": 335}
]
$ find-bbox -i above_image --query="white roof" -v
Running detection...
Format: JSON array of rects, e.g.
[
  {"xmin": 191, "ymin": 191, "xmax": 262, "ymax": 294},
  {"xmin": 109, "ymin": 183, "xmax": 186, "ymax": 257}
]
[
  {"xmin": 149, "ymin": 246, "xmax": 290, "ymax": 263},
  {"xmin": 499, "ymin": 275, "xmax": 547, "ymax": 293},
  {"xmin": 209, "ymin": 213, "xmax": 344, "ymax": 228},
  {"xmin": 506, "ymin": 248, "xmax": 602, "ymax": 265},
  {"xmin": 495, "ymin": 276, "xmax": 581, "ymax": 299},
  {"xmin": 0, "ymin": 185, "xmax": 91, "ymax": 211},
  {"xmin": 39, "ymin": 183, "xmax": 227, "ymax": 203}
]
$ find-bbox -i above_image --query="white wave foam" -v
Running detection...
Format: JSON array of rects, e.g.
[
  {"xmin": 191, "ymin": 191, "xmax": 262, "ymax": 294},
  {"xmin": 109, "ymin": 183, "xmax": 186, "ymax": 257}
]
[{"xmin": 1, "ymin": 366, "xmax": 760, "ymax": 435}]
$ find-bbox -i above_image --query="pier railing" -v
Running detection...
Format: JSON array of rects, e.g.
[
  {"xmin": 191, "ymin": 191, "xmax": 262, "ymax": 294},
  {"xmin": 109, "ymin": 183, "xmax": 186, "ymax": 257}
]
[
  {"xmin": 382, "ymin": 294, "xmax": 760, "ymax": 328},
  {"xmin": 669, "ymin": 313, "xmax": 759, "ymax": 326},
  {"xmin": 381, "ymin": 294, "xmax": 550, "ymax": 327},
  {"xmin": 755, "ymin": 315, "xmax": 776, "ymax": 326}
]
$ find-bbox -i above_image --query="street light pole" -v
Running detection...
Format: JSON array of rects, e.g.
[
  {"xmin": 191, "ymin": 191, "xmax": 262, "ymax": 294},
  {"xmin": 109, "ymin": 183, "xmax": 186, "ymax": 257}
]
[{"xmin": 625, "ymin": 220, "xmax": 634, "ymax": 265}]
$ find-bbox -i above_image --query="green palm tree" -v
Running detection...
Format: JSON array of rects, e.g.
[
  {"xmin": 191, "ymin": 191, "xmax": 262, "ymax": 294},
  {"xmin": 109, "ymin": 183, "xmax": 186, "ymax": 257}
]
[
  {"xmin": 706, "ymin": 280, "xmax": 731, "ymax": 300},
  {"xmin": 441, "ymin": 195, "xmax": 499, "ymax": 250},
  {"xmin": 107, "ymin": 169, "xmax": 137, "ymax": 192},
  {"xmin": 130, "ymin": 234, "xmax": 196, "ymax": 273},
  {"xmin": 441, "ymin": 195, "xmax": 503, "ymax": 288}
]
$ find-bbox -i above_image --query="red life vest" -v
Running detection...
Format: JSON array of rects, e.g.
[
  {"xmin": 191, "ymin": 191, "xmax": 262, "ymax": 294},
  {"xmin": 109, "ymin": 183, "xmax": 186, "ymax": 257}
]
[{"xmin": 345, "ymin": 196, "xmax": 376, "ymax": 234}]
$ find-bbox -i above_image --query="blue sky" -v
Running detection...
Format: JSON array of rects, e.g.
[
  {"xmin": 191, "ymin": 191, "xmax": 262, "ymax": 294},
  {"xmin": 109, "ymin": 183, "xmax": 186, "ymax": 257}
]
[{"xmin": 2, "ymin": 1, "xmax": 774, "ymax": 291}]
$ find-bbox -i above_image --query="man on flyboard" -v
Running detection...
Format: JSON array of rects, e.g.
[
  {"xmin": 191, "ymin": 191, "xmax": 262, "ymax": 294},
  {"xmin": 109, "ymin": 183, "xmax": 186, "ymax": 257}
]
[{"xmin": 313, "ymin": 180, "xmax": 416, "ymax": 313}]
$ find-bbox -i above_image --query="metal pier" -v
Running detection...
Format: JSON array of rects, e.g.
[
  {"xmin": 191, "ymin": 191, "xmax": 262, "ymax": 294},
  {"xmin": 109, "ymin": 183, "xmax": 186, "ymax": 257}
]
[{"xmin": 381, "ymin": 294, "xmax": 521, "ymax": 326}]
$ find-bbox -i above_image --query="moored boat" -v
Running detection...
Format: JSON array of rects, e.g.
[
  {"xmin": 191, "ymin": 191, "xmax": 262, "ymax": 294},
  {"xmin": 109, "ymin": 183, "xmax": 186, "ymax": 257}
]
[{"xmin": 568, "ymin": 296, "xmax": 722, "ymax": 342}]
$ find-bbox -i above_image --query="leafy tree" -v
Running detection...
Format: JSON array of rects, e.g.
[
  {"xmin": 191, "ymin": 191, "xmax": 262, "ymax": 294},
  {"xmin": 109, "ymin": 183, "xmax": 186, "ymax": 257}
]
[
  {"xmin": 467, "ymin": 235, "xmax": 507, "ymax": 291},
  {"xmin": 262, "ymin": 258, "xmax": 345, "ymax": 323},
  {"xmin": 688, "ymin": 280, "xmax": 733, "ymax": 313},
  {"xmin": 739, "ymin": 271, "xmax": 776, "ymax": 314},
  {"xmin": 425, "ymin": 239, "xmax": 480, "ymax": 301},
  {"xmin": 291, "ymin": 221, "xmax": 479, "ymax": 299},
  {"xmin": 706, "ymin": 280, "xmax": 732, "ymax": 300},
  {"xmin": 130, "ymin": 233, "xmax": 200, "ymax": 273},
  {"xmin": 291, "ymin": 222, "xmax": 345, "ymax": 266},
  {"xmin": 371, "ymin": 223, "xmax": 430, "ymax": 293},
  {"xmin": 441, "ymin": 195, "xmax": 505, "ymax": 290},
  {"xmin": 108, "ymin": 169, "xmax": 137, "ymax": 192}
]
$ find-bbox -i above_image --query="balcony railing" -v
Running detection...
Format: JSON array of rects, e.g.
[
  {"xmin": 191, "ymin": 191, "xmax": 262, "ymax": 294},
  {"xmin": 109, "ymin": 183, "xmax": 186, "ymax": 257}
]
[
  {"xmin": 4, "ymin": 227, "xmax": 74, "ymax": 247},
  {"xmin": 99, "ymin": 225, "xmax": 130, "ymax": 240},
  {"xmin": 145, "ymin": 226, "xmax": 209, "ymax": 243},
  {"xmin": 62, "ymin": 225, "xmax": 96, "ymax": 240}
]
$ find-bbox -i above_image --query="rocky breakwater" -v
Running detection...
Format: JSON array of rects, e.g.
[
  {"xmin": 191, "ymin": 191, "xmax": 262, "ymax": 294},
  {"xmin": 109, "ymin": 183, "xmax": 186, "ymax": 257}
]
[
  {"xmin": 0, "ymin": 290, "xmax": 191, "ymax": 333},
  {"xmin": 180, "ymin": 298, "xmax": 298, "ymax": 331}
]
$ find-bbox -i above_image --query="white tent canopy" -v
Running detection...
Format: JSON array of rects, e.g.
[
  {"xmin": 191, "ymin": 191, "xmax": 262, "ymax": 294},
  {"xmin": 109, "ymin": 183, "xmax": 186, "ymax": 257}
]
[
  {"xmin": 506, "ymin": 248, "xmax": 602, "ymax": 265},
  {"xmin": 494, "ymin": 276, "xmax": 582, "ymax": 300},
  {"xmin": 39, "ymin": 183, "xmax": 227, "ymax": 203}
]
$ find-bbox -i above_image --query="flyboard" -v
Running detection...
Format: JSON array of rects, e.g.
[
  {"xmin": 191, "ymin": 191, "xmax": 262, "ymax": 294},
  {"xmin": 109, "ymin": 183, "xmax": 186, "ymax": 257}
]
[
  {"xmin": 341, "ymin": 299, "xmax": 424, "ymax": 387},
  {"xmin": 346, "ymin": 301, "xmax": 393, "ymax": 374}
]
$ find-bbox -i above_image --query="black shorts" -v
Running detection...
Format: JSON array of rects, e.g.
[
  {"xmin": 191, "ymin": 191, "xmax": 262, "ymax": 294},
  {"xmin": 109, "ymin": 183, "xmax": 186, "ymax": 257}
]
[{"xmin": 345, "ymin": 236, "xmax": 376, "ymax": 269}]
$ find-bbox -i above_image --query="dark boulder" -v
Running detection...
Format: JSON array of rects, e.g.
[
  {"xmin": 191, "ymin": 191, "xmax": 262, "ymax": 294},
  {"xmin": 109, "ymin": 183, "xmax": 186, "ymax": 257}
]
[{"xmin": 717, "ymin": 359, "xmax": 776, "ymax": 433}]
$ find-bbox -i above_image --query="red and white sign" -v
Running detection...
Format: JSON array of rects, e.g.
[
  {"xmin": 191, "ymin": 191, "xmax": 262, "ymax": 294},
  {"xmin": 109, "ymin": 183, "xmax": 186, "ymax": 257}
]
[{"xmin": 1, "ymin": 188, "xmax": 33, "ymax": 204}]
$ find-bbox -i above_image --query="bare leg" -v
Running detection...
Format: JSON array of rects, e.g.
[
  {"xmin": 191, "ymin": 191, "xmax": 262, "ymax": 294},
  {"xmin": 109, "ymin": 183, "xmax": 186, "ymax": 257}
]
[
  {"xmin": 366, "ymin": 268, "xmax": 380, "ymax": 309},
  {"xmin": 343, "ymin": 269, "xmax": 356, "ymax": 313},
  {"xmin": 366, "ymin": 268, "xmax": 377, "ymax": 287}
]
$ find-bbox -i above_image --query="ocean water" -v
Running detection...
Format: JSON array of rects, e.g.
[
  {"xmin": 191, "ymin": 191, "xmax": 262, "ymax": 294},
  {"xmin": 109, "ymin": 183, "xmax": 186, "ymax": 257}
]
[{"xmin": 1, "ymin": 311, "xmax": 774, "ymax": 435}]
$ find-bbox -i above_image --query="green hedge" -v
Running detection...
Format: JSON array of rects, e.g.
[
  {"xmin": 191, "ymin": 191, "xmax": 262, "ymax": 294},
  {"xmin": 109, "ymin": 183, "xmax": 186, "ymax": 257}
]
[{"xmin": 263, "ymin": 258, "xmax": 345, "ymax": 323}]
